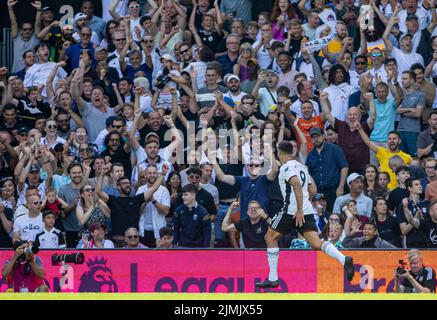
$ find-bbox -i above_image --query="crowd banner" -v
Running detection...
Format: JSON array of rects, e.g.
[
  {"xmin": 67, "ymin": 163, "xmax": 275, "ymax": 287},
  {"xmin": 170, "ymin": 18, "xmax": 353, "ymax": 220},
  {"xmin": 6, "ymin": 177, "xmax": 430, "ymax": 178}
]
[
  {"xmin": 303, "ymin": 9, "xmax": 337, "ymax": 53},
  {"xmin": 0, "ymin": 250, "xmax": 436, "ymax": 293}
]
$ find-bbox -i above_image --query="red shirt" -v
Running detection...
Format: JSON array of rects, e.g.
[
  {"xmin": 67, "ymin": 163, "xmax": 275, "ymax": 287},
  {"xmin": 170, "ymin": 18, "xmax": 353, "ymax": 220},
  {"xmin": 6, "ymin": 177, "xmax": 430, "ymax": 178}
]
[{"xmin": 297, "ymin": 115, "xmax": 324, "ymax": 152}]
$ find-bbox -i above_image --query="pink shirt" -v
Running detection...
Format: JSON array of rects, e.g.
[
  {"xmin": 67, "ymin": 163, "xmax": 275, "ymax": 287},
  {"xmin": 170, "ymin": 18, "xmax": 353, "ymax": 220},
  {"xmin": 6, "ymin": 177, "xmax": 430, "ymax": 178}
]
[{"xmin": 9, "ymin": 258, "xmax": 44, "ymax": 292}]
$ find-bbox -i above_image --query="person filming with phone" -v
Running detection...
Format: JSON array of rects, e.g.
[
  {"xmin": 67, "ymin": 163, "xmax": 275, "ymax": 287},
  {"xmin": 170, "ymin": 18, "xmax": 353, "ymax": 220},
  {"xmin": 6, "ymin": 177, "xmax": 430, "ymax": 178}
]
[{"xmin": 395, "ymin": 249, "xmax": 436, "ymax": 293}]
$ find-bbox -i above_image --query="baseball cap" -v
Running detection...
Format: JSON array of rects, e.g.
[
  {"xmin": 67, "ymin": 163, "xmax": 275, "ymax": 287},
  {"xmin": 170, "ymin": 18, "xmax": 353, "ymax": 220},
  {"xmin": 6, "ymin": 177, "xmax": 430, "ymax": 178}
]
[
  {"xmin": 347, "ymin": 173, "xmax": 364, "ymax": 185},
  {"xmin": 74, "ymin": 12, "xmax": 87, "ymax": 23},
  {"xmin": 29, "ymin": 164, "xmax": 40, "ymax": 173},
  {"xmin": 42, "ymin": 6, "xmax": 55, "ymax": 13},
  {"xmin": 267, "ymin": 69, "xmax": 279, "ymax": 77},
  {"xmin": 399, "ymin": 32, "xmax": 413, "ymax": 40},
  {"xmin": 313, "ymin": 193, "xmax": 325, "ymax": 201},
  {"xmin": 95, "ymin": 46, "xmax": 107, "ymax": 54},
  {"xmin": 90, "ymin": 223, "xmax": 106, "ymax": 233},
  {"xmin": 406, "ymin": 13, "xmax": 418, "ymax": 21},
  {"xmin": 161, "ymin": 53, "xmax": 176, "ymax": 63},
  {"xmin": 17, "ymin": 126, "xmax": 29, "ymax": 134},
  {"xmin": 145, "ymin": 132, "xmax": 160, "ymax": 141},
  {"xmin": 309, "ymin": 127, "xmax": 324, "ymax": 137},
  {"xmin": 62, "ymin": 24, "xmax": 74, "ymax": 31},
  {"xmin": 227, "ymin": 74, "xmax": 240, "ymax": 83}
]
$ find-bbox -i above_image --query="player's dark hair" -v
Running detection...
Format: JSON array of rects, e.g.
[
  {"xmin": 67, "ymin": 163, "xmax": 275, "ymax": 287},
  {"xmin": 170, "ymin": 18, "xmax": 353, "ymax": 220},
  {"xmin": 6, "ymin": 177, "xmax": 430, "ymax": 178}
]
[
  {"xmin": 181, "ymin": 184, "xmax": 198, "ymax": 194},
  {"xmin": 278, "ymin": 141, "xmax": 294, "ymax": 155},
  {"xmin": 395, "ymin": 165, "xmax": 410, "ymax": 176}
]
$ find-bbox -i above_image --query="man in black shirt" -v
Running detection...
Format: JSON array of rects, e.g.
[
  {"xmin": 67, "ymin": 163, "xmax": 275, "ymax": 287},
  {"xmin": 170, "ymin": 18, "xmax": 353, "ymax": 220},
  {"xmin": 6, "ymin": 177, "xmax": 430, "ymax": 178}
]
[
  {"xmin": 388, "ymin": 166, "xmax": 410, "ymax": 213},
  {"xmin": 176, "ymin": 167, "xmax": 217, "ymax": 220},
  {"xmin": 96, "ymin": 164, "xmax": 168, "ymax": 247},
  {"xmin": 222, "ymin": 200, "xmax": 271, "ymax": 249},
  {"xmin": 100, "ymin": 131, "xmax": 132, "ymax": 178},
  {"xmin": 397, "ymin": 178, "xmax": 430, "ymax": 248},
  {"xmin": 405, "ymin": 200, "xmax": 437, "ymax": 248},
  {"xmin": 395, "ymin": 249, "xmax": 436, "ymax": 293}
]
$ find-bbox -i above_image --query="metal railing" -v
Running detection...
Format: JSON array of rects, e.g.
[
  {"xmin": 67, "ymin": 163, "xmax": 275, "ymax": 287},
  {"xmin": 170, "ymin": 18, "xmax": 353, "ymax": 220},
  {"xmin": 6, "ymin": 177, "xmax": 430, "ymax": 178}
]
[{"xmin": 0, "ymin": 28, "xmax": 12, "ymax": 71}]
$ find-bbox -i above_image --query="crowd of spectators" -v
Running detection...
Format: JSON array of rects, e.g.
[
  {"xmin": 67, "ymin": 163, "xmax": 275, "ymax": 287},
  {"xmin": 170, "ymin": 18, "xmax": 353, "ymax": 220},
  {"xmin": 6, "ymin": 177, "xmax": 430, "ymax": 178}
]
[{"xmin": 1, "ymin": 0, "xmax": 437, "ymax": 250}]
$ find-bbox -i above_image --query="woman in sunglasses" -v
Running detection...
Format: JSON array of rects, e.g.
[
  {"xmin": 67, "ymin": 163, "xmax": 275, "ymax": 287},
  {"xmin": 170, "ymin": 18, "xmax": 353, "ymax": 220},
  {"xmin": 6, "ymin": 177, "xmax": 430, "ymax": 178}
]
[
  {"xmin": 40, "ymin": 119, "xmax": 66, "ymax": 149},
  {"xmin": 76, "ymin": 184, "xmax": 110, "ymax": 239}
]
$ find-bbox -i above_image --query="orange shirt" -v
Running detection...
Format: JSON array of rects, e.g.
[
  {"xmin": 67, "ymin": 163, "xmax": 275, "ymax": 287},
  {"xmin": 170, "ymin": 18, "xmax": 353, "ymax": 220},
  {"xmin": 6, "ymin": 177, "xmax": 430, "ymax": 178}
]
[{"xmin": 297, "ymin": 115, "xmax": 324, "ymax": 152}]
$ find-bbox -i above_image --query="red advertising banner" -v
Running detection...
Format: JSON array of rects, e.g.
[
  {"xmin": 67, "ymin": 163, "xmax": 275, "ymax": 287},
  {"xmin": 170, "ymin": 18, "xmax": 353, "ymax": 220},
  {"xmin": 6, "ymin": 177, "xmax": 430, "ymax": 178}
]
[{"xmin": 0, "ymin": 250, "xmax": 435, "ymax": 293}]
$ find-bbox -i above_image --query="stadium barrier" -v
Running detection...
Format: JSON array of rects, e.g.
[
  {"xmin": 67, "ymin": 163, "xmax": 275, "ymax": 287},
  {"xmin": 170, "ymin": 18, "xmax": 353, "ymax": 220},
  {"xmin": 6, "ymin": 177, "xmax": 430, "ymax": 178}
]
[{"xmin": 0, "ymin": 249, "xmax": 435, "ymax": 293}]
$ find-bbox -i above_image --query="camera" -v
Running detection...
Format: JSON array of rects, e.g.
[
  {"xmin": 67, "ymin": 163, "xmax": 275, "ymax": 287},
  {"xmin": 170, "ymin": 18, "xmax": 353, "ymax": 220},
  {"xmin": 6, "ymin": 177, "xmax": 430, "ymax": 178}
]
[
  {"xmin": 24, "ymin": 244, "xmax": 39, "ymax": 256},
  {"xmin": 51, "ymin": 253, "xmax": 85, "ymax": 266},
  {"xmin": 396, "ymin": 259, "xmax": 409, "ymax": 275},
  {"xmin": 156, "ymin": 67, "xmax": 170, "ymax": 89}
]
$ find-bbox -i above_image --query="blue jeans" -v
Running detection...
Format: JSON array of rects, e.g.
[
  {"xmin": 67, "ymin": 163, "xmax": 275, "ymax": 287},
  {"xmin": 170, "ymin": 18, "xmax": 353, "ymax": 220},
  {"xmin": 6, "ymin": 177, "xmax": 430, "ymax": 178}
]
[
  {"xmin": 214, "ymin": 204, "xmax": 230, "ymax": 246},
  {"xmin": 399, "ymin": 131, "xmax": 418, "ymax": 157}
]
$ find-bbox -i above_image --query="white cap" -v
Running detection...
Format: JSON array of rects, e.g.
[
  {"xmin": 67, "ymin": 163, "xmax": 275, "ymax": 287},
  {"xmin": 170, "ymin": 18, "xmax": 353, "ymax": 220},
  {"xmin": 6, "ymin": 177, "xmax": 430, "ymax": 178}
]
[
  {"xmin": 160, "ymin": 53, "xmax": 176, "ymax": 63},
  {"xmin": 227, "ymin": 74, "xmax": 240, "ymax": 83},
  {"xmin": 347, "ymin": 173, "xmax": 364, "ymax": 185},
  {"xmin": 74, "ymin": 12, "xmax": 87, "ymax": 23}
]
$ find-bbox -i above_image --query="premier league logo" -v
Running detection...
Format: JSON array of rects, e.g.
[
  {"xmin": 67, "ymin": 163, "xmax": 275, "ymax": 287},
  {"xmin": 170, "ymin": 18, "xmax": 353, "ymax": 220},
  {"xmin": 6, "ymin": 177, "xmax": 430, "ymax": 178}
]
[{"xmin": 78, "ymin": 257, "xmax": 118, "ymax": 292}]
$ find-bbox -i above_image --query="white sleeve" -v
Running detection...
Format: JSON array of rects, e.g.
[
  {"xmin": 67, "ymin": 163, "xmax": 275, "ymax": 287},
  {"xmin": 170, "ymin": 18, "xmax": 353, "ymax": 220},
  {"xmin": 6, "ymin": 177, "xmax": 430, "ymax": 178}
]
[
  {"xmin": 282, "ymin": 165, "xmax": 298, "ymax": 182},
  {"xmin": 158, "ymin": 188, "xmax": 171, "ymax": 207}
]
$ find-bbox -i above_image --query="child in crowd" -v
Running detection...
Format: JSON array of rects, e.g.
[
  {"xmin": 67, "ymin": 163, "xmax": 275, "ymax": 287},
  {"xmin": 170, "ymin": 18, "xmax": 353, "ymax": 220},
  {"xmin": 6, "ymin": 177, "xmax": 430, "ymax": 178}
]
[{"xmin": 42, "ymin": 187, "xmax": 68, "ymax": 231}]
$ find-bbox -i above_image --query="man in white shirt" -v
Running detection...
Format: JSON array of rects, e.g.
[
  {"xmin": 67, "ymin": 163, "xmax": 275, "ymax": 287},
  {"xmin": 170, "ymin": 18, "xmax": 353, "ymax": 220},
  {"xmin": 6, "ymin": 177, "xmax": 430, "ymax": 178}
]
[
  {"xmin": 323, "ymin": 65, "xmax": 357, "ymax": 121},
  {"xmin": 383, "ymin": 8, "xmax": 425, "ymax": 74},
  {"xmin": 252, "ymin": 23, "xmax": 275, "ymax": 69},
  {"xmin": 23, "ymin": 42, "xmax": 67, "ymax": 98},
  {"xmin": 397, "ymin": 0, "xmax": 432, "ymax": 34},
  {"xmin": 223, "ymin": 75, "xmax": 247, "ymax": 107},
  {"xmin": 12, "ymin": 195, "xmax": 44, "ymax": 243},
  {"xmin": 135, "ymin": 166, "xmax": 170, "ymax": 247},
  {"xmin": 252, "ymin": 70, "xmax": 279, "ymax": 116}
]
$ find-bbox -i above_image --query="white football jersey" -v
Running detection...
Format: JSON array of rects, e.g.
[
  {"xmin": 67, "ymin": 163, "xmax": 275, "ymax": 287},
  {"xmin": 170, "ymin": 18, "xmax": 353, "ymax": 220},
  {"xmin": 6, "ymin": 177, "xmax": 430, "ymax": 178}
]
[{"xmin": 278, "ymin": 160, "xmax": 314, "ymax": 216}]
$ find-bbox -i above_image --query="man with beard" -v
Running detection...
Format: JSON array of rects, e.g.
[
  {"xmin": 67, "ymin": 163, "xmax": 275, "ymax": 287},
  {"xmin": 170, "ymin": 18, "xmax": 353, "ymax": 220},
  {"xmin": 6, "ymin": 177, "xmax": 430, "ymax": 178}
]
[
  {"xmin": 135, "ymin": 166, "xmax": 171, "ymax": 247},
  {"xmin": 356, "ymin": 127, "xmax": 412, "ymax": 189},
  {"xmin": 94, "ymin": 116, "xmax": 125, "ymax": 153},
  {"xmin": 217, "ymin": 34, "xmax": 240, "ymax": 76},
  {"xmin": 96, "ymin": 163, "xmax": 168, "ymax": 247},
  {"xmin": 117, "ymin": 78, "xmax": 134, "ymax": 103},
  {"xmin": 418, "ymin": 111, "xmax": 437, "ymax": 158},
  {"xmin": 383, "ymin": 7, "xmax": 425, "ymax": 75},
  {"xmin": 411, "ymin": 63, "xmax": 436, "ymax": 125},
  {"xmin": 240, "ymin": 58, "xmax": 260, "ymax": 94},
  {"xmin": 178, "ymin": 42, "xmax": 194, "ymax": 70},
  {"xmin": 277, "ymin": 51, "xmax": 297, "ymax": 97},
  {"xmin": 322, "ymin": 64, "xmax": 357, "ymax": 121},
  {"xmin": 55, "ymin": 110, "xmax": 84, "ymax": 141},
  {"xmin": 38, "ymin": 21, "xmax": 77, "ymax": 62},
  {"xmin": 0, "ymin": 104, "xmax": 25, "ymax": 138},
  {"xmin": 13, "ymin": 51, "xmax": 36, "ymax": 81},
  {"xmin": 223, "ymin": 75, "xmax": 247, "ymax": 107},
  {"xmin": 24, "ymin": 42, "xmax": 67, "ymax": 99},
  {"xmin": 100, "ymin": 131, "xmax": 132, "ymax": 179},
  {"xmin": 7, "ymin": 0, "xmax": 41, "ymax": 74},
  {"xmin": 58, "ymin": 163, "xmax": 87, "ymax": 248}
]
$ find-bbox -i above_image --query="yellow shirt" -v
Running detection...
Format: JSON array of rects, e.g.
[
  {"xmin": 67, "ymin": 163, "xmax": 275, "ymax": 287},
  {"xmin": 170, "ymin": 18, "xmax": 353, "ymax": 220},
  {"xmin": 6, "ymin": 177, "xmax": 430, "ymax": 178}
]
[
  {"xmin": 376, "ymin": 147, "xmax": 412, "ymax": 190},
  {"xmin": 319, "ymin": 39, "xmax": 342, "ymax": 57}
]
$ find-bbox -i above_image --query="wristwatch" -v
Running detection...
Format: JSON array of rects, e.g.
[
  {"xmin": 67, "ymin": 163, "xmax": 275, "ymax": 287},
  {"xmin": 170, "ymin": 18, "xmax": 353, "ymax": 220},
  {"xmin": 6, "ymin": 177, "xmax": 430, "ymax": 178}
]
[{"xmin": 151, "ymin": 199, "xmax": 157, "ymax": 205}]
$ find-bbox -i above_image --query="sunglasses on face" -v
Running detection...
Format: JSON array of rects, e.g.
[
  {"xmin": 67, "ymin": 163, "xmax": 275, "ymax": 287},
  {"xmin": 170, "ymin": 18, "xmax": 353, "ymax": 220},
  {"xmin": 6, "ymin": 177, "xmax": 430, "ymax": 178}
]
[
  {"xmin": 371, "ymin": 53, "xmax": 382, "ymax": 57},
  {"xmin": 144, "ymin": 39, "xmax": 153, "ymax": 43},
  {"xmin": 248, "ymin": 164, "xmax": 261, "ymax": 168},
  {"xmin": 32, "ymin": 201, "xmax": 42, "ymax": 205},
  {"xmin": 47, "ymin": 125, "xmax": 57, "ymax": 129},
  {"xmin": 81, "ymin": 33, "xmax": 91, "ymax": 37},
  {"xmin": 355, "ymin": 61, "xmax": 366, "ymax": 65},
  {"xmin": 112, "ymin": 125, "xmax": 123, "ymax": 129},
  {"xmin": 110, "ymin": 138, "xmax": 120, "ymax": 143},
  {"xmin": 83, "ymin": 188, "xmax": 95, "ymax": 192},
  {"xmin": 180, "ymin": 48, "xmax": 190, "ymax": 54},
  {"xmin": 114, "ymin": 38, "xmax": 126, "ymax": 42},
  {"xmin": 129, "ymin": 4, "xmax": 140, "ymax": 9},
  {"xmin": 127, "ymin": 235, "xmax": 139, "ymax": 239}
]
